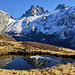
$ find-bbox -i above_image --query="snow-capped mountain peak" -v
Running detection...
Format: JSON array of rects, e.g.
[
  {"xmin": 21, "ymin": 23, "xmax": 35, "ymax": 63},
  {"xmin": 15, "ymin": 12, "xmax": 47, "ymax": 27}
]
[
  {"xmin": 2, "ymin": 4, "xmax": 75, "ymax": 49},
  {"xmin": 21, "ymin": 5, "xmax": 48, "ymax": 17}
]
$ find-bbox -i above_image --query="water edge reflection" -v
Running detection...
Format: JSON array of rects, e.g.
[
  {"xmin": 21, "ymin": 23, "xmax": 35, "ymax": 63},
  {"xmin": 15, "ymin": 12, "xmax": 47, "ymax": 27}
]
[{"xmin": 0, "ymin": 54, "xmax": 75, "ymax": 70}]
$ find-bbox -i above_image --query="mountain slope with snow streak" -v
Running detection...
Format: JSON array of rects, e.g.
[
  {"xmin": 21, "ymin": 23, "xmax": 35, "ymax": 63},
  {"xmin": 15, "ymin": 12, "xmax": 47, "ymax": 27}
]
[
  {"xmin": 0, "ymin": 10, "xmax": 11, "ymax": 33},
  {"xmin": 3, "ymin": 4, "xmax": 75, "ymax": 49}
]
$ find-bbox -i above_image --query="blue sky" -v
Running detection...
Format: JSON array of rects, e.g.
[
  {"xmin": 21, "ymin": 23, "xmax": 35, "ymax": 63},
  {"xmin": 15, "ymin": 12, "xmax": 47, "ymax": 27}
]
[{"xmin": 0, "ymin": 0, "xmax": 75, "ymax": 18}]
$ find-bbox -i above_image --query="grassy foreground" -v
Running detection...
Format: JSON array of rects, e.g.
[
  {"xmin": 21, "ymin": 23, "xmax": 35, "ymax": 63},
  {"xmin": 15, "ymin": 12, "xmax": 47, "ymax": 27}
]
[
  {"xmin": 0, "ymin": 63, "xmax": 75, "ymax": 75},
  {"xmin": 0, "ymin": 34, "xmax": 75, "ymax": 75}
]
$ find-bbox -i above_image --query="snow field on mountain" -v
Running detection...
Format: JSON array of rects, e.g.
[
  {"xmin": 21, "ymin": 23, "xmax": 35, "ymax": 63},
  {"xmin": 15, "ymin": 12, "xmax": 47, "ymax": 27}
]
[{"xmin": 3, "ymin": 6, "xmax": 75, "ymax": 48}]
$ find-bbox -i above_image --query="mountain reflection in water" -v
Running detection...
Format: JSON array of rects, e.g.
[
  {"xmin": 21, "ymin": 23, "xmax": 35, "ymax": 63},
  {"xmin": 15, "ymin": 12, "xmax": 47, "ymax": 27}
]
[
  {"xmin": 22, "ymin": 56, "xmax": 50, "ymax": 69},
  {"xmin": 0, "ymin": 55, "xmax": 75, "ymax": 70},
  {"xmin": 0, "ymin": 57, "xmax": 13, "ymax": 68}
]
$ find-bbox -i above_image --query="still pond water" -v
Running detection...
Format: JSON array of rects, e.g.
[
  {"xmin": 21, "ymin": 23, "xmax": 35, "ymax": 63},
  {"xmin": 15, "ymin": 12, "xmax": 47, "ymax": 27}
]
[{"xmin": 0, "ymin": 55, "xmax": 75, "ymax": 70}]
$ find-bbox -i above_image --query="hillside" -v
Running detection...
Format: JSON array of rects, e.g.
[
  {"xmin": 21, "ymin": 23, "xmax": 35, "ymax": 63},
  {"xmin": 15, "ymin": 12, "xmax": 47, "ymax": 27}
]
[
  {"xmin": 0, "ymin": 34, "xmax": 16, "ymax": 42},
  {"xmin": 0, "ymin": 4, "xmax": 75, "ymax": 49},
  {"xmin": 0, "ymin": 34, "xmax": 75, "ymax": 57}
]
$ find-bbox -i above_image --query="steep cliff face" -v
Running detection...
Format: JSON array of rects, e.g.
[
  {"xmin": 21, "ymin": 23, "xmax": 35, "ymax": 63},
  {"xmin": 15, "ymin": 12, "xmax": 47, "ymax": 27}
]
[{"xmin": 0, "ymin": 10, "xmax": 11, "ymax": 33}]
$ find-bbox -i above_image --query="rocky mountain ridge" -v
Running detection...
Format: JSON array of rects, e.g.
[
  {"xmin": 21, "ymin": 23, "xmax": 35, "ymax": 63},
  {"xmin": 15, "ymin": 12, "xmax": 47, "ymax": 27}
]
[
  {"xmin": 21, "ymin": 5, "xmax": 48, "ymax": 17},
  {"xmin": 55, "ymin": 4, "xmax": 66, "ymax": 10},
  {"xmin": 0, "ymin": 4, "xmax": 75, "ymax": 49}
]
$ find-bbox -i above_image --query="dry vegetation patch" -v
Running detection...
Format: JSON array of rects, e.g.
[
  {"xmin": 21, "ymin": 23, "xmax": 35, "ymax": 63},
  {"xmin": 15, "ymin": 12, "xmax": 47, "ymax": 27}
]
[
  {"xmin": 0, "ymin": 34, "xmax": 75, "ymax": 75},
  {"xmin": 0, "ymin": 34, "xmax": 75, "ymax": 57},
  {"xmin": 0, "ymin": 34, "xmax": 16, "ymax": 42},
  {"xmin": 0, "ymin": 62, "xmax": 75, "ymax": 75},
  {"xmin": 21, "ymin": 41, "xmax": 75, "ymax": 57}
]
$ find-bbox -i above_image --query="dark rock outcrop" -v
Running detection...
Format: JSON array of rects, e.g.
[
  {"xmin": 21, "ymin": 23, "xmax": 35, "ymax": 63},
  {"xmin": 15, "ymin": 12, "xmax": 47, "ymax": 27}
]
[{"xmin": 55, "ymin": 4, "xmax": 66, "ymax": 10}]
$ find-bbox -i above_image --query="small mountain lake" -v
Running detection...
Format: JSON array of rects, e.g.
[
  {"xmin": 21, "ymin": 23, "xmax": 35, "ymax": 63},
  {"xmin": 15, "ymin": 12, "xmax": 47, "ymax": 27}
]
[{"xmin": 0, "ymin": 54, "xmax": 75, "ymax": 70}]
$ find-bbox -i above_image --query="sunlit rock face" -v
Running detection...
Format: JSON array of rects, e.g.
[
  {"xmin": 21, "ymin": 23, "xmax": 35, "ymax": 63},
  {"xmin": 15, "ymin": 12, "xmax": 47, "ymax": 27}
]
[{"xmin": 0, "ymin": 10, "xmax": 11, "ymax": 33}]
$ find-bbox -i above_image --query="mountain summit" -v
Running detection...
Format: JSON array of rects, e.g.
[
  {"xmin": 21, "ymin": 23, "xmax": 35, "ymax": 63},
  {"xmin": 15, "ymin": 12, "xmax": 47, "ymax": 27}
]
[
  {"xmin": 21, "ymin": 5, "xmax": 48, "ymax": 17},
  {"xmin": 0, "ymin": 4, "xmax": 75, "ymax": 49},
  {"xmin": 55, "ymin": 4, "xmax": 66, "ymax": 10}
]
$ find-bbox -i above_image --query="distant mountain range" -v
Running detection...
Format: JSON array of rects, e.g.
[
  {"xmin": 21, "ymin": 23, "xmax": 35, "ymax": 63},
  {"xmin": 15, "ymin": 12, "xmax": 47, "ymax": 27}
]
[{"xmin": 0, "ymin": 4, "xmax": 75, "ymax": 49}]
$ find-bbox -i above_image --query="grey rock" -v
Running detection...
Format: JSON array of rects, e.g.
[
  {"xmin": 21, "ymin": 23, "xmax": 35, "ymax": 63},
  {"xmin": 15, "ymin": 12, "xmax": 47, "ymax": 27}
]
[
  {"xmin": 0, "ymin": 10, "xmax": 11, "ymax": 33},
  {"xmin": 21, "ymin": 5, "xmax": 48, "ymax": 17}
]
